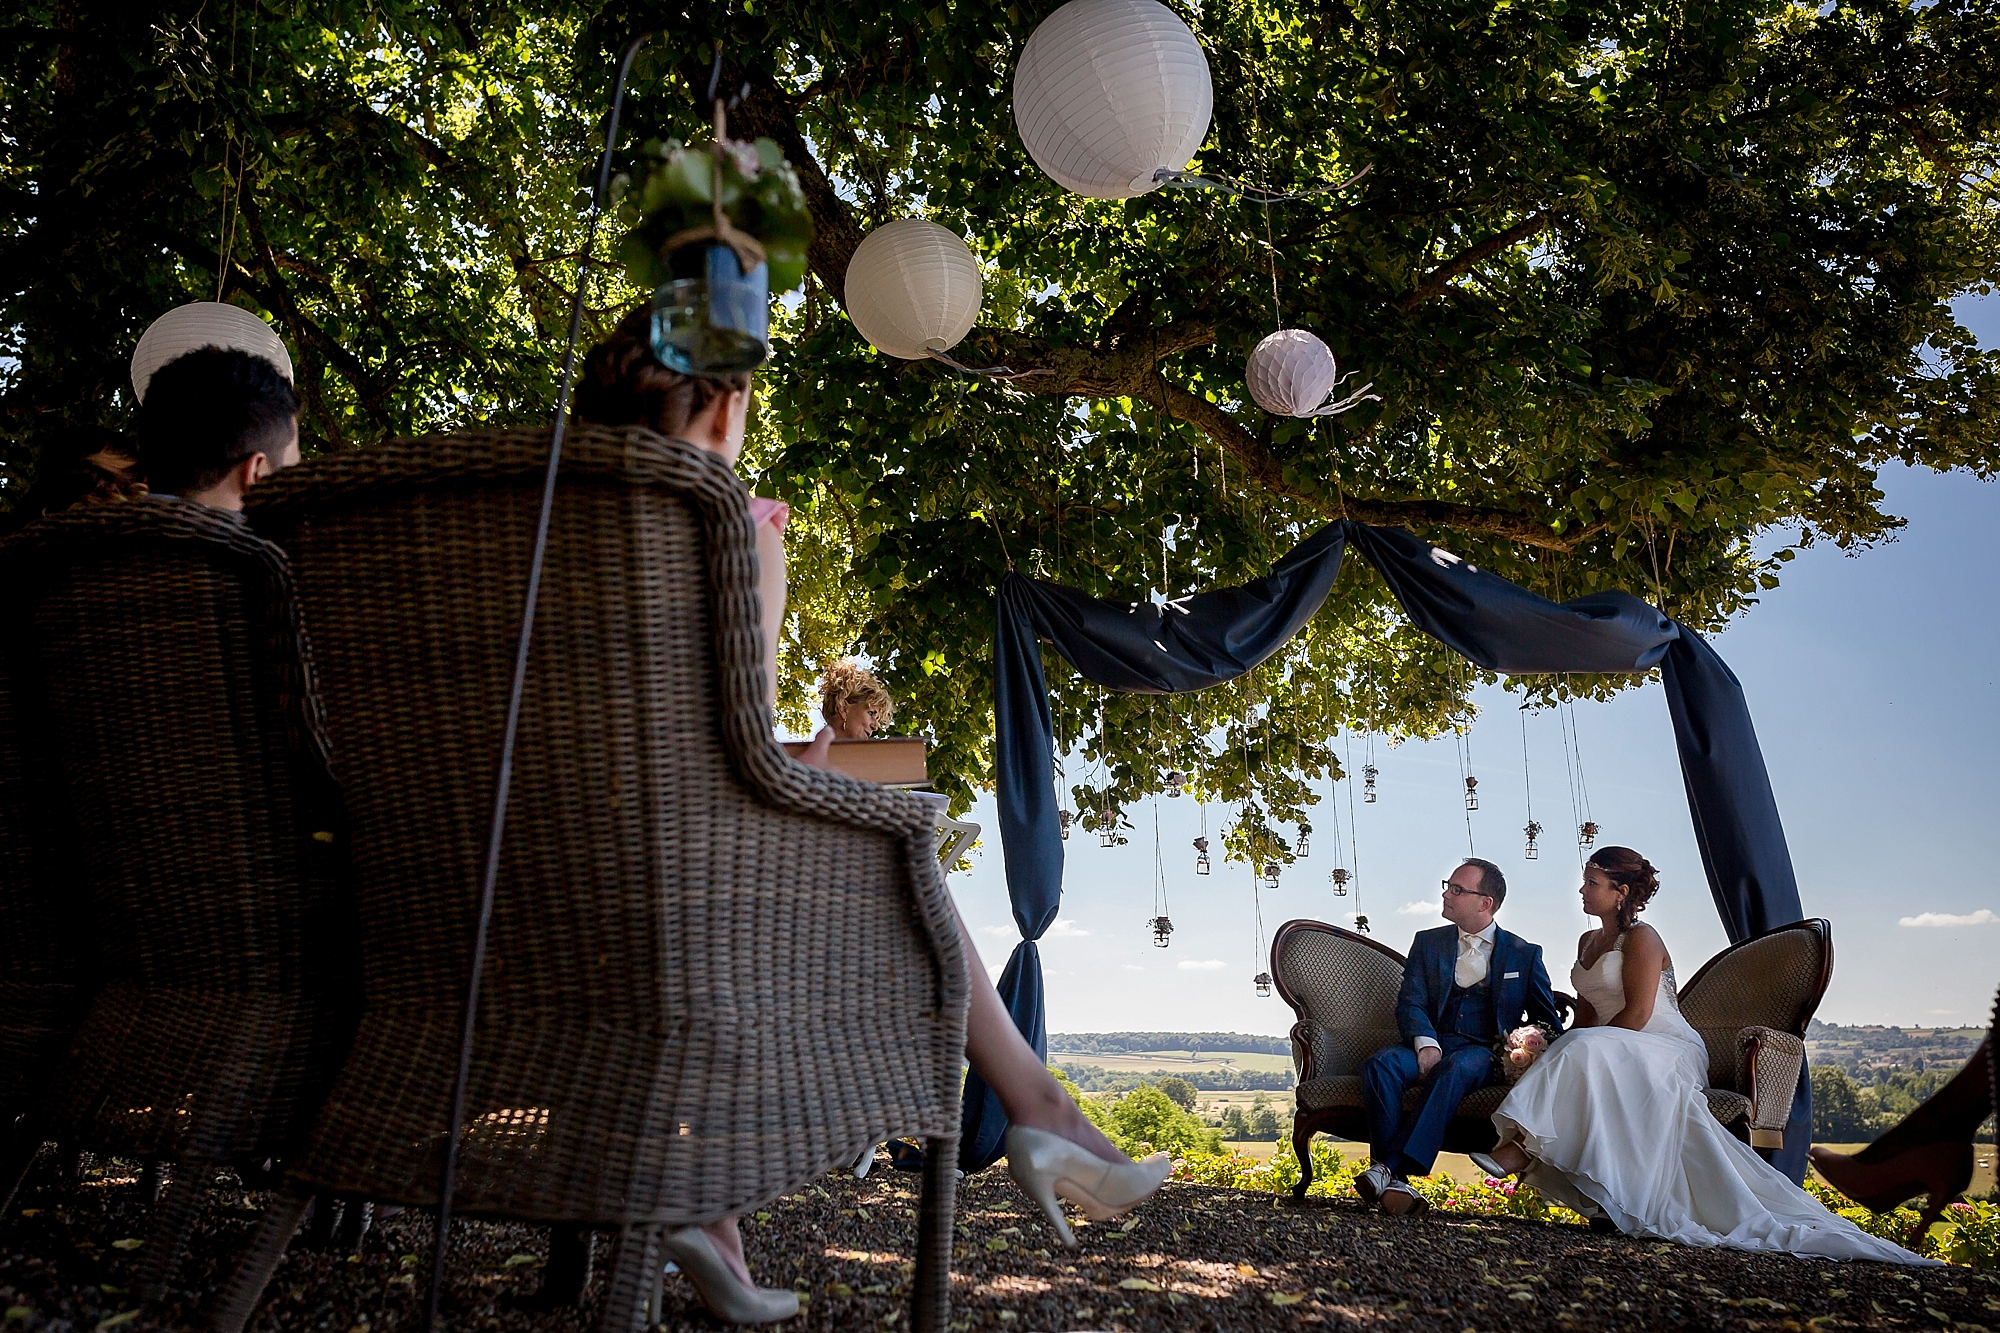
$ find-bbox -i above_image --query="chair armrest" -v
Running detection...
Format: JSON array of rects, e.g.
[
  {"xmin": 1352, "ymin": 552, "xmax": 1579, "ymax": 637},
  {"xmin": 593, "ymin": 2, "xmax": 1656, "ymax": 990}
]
[
  {"xmin": 1290, "ymin": 1020, "xmax": 1330, "ymax": 1085},
  {"xmin": 1738, "ymin": 1026, "xmax": 1806, "ymax": 1150},
  {"xmin": 1553, "ymin": 990, "xmax": 1577, "ymax": 1030}
]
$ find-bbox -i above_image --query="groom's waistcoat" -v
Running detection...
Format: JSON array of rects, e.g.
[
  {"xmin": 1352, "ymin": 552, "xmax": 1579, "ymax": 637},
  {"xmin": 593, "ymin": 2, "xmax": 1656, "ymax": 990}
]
[{"xmin": 1437, "ymin": 979, "xmax": 1497, "ymax": 1040}]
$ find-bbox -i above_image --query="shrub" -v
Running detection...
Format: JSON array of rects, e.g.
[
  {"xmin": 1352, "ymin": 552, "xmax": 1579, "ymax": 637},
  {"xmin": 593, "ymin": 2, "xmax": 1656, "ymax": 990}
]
[
  {"xmin": 1097, "ymin": 1085, "xmax": 1224, "ymax": 1158},
  {"xmin": 1939, "ymin": 1201, "xmax": 1999, "ymax": 1269},
  {"xmin": 1802, "ymin": 1178, "xmax": 1937, "ymax": 1257},
  {"xmin": 1168, "ymin": 1140, "xmax": 1586, "ymax": 1224}
]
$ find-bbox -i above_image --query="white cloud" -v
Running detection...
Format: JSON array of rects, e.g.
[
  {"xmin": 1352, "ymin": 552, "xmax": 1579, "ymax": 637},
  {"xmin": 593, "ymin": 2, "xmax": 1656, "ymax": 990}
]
[
  {"xmin": 986, "ymin": 962, "xmax": 1006, "ymax": 983},
  {"xmin": 1122, "ymin": 964, "xmax": 1144, "ymax": 972},
  {"xmin": 1897, "ymin": 909, "xmax": 1998, "ymax": 928},
  {"xmin": 1044, "ymin": 918, "xmax": 1091, "ymax": 938},
  {"xmin": 1178, "ymin": 959, "xmax": 1227, "ymax": 971},
  {"xmin": 1397, "ymin": 901, "xmax": 1440, "ymax": 917},
  {"xmin": 977, "ymin": 924, "xmax": 1015, "ymax": 938}
]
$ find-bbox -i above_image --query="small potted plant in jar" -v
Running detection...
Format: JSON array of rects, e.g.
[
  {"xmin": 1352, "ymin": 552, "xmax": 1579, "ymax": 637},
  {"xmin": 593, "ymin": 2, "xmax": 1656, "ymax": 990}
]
[{"xmin": 614, "ymin": 109, "xmax": 812, "ymax": 375}]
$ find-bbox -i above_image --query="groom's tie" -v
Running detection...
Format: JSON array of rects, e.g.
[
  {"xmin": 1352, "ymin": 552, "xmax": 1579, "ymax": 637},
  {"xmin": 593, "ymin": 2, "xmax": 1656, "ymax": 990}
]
[{"xmin": 1455, "ymin": 931, "xmax": 1490, "ymax": 988}]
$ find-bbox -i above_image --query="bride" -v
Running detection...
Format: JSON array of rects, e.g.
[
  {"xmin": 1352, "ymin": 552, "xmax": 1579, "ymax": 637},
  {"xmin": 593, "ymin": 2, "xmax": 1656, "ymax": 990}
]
[{"xmin": 1471, "ymin": 847, "xmax": 1935, "ymax": 1263}]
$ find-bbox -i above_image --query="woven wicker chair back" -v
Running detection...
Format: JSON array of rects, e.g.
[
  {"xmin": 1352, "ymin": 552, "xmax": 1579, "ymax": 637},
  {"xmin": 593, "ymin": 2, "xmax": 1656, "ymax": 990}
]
[
  {"xmin": 1678, "ymin": 920, "xmax": 1831, "ymax": 1091},
  {"xmin": 0, "ymin": 623, "xmax": 92, "ymax": 1119},
  {"xmin": 0, "ymin": 502, "xmax": 356, "ymax": 1160},
  {"xmin": 1272, "ymin": 923, "xmax": 1404, "ymax": 1077},
  {"xmin": 247, "ymin": 427, "xmax": 967, "ymax": 1225}
]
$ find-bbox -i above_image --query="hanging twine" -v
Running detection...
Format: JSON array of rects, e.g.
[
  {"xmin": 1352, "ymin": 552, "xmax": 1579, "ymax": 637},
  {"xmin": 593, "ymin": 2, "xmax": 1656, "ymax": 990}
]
[{"xmin": 658, "ymin": 98, "xmax": 768, "ymax": 275}]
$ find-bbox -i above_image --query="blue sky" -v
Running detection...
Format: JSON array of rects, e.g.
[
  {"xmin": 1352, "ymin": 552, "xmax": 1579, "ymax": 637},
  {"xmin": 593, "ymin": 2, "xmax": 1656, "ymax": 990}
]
[{"xmin": 937, "ymin": 294, "xmax": 1999, "ymax": 1034}]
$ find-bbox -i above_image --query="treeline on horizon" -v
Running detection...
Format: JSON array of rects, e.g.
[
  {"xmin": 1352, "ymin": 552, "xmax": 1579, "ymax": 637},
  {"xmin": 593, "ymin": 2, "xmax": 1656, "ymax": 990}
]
[
  {"xmin": 1046, "ymin": 1032, "xmax": 1293, "ymax": 1056},
  {"xmin": 1052, "ymin": 1062, "xmax": 1295, "ymax": 1094}
]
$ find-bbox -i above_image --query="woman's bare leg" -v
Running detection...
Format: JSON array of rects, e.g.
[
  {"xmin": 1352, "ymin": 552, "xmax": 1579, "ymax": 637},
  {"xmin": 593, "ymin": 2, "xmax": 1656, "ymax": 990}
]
[
  {"xmin": 699, "ymin": 1218, "xmax": 753, "ymax": 1286},
  {"xmin": 1487, "ymin": 1141, "xmax": 1532, "ymax": 1175},
  {"xmin": 951, "ymin": 899, "xmax": 1131, "ymax": 1162}
]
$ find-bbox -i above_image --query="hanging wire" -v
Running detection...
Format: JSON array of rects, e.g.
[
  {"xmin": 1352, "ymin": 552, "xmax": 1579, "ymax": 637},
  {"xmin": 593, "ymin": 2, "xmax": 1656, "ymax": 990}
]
[
  {"xmin": 1150, "ymin": 797, "xmax": 1173, "ymax": 946},
  {"xmin": 423, "ymin": 29, "xmax": 652, "ymax": 1333},
  {"xmin": 1520, "ymin": 704, "xmax": 1542, "ymax": 860},
  {"xmin": 1558, "ymin": 675, "xmax": 1588, "ymax": 871},
  {"xmin": 1152, "ymin": 161, "xmax": 1373, "ymax": 203},
  {"xmin": 1568, "ymin": 694, "xmax": 1597, "ymax": 849},
  {"xmin": 1342, "ymin": 725, "xmax": 1365, "ymax": 930}
]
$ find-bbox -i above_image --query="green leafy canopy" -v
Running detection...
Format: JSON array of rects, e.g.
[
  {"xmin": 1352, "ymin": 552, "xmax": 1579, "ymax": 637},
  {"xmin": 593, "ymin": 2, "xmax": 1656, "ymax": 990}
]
[{"xmin": 4, "ymin": 0, "xmax": 1997, "ymax": 849}]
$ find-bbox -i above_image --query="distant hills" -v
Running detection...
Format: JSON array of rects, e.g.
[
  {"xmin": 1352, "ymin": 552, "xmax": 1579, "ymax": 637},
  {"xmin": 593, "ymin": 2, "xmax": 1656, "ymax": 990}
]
[{"xmin": 1805, "ymin": 1019, "xmax": 1987, "ymax": 1080}]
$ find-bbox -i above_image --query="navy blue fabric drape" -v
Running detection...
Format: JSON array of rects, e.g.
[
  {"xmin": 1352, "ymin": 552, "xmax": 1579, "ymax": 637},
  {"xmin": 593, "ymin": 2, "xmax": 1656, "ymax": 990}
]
[{"xmin": 972, "ymin": 519, "xmax": 1812, "ymax": 1180}]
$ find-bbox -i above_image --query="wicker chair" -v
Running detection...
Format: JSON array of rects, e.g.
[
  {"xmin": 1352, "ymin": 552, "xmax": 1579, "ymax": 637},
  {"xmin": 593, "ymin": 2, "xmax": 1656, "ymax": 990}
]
[
  {"xmin": 1273, "ymin": 917, "xmax": 1830, "ymax": 1196},
  {"xmin": 0, "ymin": 500, "xmax": 360, "ymax": 1296},
  {"xmin": 1677, "ymin": 918, "xmax": 1832, "ymax": 1151},
  {"xmin": 214, "ymin": 427, "xmax": 969, "ymax": 1333},
  {"xmin": 0, "ymin": 612, "xmax": 93, "ymax": 1191}
]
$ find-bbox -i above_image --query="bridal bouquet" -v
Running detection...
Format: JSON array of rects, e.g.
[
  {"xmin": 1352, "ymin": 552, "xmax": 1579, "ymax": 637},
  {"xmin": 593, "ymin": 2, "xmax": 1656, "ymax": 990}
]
[{"xmin": 1495, "ymin": 1023, "xmax": 1562, "ymax": 1082}]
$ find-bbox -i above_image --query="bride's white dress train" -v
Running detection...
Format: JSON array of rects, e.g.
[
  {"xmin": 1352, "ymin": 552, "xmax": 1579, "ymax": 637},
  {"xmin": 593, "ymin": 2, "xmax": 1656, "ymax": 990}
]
[{"xmin": 1493, "ymin": 938, "xmax": 1935, "ymax": 1263}]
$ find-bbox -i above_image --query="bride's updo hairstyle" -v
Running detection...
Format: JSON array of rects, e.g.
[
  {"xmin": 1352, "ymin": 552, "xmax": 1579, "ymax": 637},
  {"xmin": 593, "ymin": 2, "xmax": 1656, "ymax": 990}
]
[
  {"xmin": 1588, "ymin": 846, "xmax": 1659, "ymax": 931},
  {"xmin": 573, "ymin": 304, "xmax": 751, "ymax": 437}
]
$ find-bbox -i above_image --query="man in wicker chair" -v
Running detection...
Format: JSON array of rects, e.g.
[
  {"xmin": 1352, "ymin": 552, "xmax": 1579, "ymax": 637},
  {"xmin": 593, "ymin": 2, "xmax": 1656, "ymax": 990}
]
[{"xmin": 1356, "ymin": 858, "xmax": 1560, "ymax": 1216}]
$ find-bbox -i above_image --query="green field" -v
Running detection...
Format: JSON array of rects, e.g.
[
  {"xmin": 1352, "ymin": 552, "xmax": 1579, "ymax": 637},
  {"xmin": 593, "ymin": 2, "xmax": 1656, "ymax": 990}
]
[{"xmin": 1047, "ymin": 1049, "xmax": 1296, "ymax": 1075}]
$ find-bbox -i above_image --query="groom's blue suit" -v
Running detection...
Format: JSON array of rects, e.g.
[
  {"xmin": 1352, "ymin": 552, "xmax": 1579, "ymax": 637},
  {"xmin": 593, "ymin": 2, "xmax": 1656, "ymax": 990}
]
[{"xmin": 1363, "ymin": 923, "xmax": 1560, "ymax": 1177}]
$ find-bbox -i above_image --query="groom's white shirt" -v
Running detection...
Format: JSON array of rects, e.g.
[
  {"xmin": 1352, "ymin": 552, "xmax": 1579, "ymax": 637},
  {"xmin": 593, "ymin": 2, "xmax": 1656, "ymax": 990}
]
[{"xmin": 1412, "ymin": 920, "xmax": 1497, "ymax": 1054}]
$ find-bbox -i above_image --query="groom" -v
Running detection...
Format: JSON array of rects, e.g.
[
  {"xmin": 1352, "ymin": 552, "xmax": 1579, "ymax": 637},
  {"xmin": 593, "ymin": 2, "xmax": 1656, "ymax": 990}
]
[{"xmin": 1356, "ymin": 858, "xmax": 1560, "ymax": 1216}]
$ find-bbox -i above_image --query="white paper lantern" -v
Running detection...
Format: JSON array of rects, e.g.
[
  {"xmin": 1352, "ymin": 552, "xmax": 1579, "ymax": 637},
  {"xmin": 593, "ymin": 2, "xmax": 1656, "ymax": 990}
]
[
  {"xmin": 844, "ymin": 220, "xmax": 985, "ymax": 360},
  {"xmin": 1012, "ymin": 0, "xmax": 1213, "ymax": 200},
  {"xmin": 1246, "ymin": 327, "xmax": 1380, "ymax": 418},
  {"xmin": 1246, "ymin": 328, "xmax": 1337, "ymax": 416},
  {"xmin": 131, "ymin": 302, "xmax": 294, "ymax": 403}
]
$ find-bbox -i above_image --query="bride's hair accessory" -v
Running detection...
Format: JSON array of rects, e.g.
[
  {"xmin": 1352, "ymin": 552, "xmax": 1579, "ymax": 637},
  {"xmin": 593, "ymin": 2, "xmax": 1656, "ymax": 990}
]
[
  {"xmin": 1495, "ymin": 1023, "xmax": 1560, "ymax": 1082},
  {"xmin": 1587, "ymin": 845, "xmax": 1659, "ymax": 930}
]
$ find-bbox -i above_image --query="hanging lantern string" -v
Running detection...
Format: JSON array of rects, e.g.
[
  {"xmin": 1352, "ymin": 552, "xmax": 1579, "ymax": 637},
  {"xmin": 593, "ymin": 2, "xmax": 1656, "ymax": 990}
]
[
  {"xmin": 1152, "ymin": 160, "xmax": 1373, "ymax": 204},
  {"xmin": 1520, "ymin": 701, "xmax": 1538, "ymax": 835},
  {"xmin": 1559, "ymin": 674, "xmax": 1587, "ymax": 870},
  {"xmin": 1343, "ymin": 725, "xmax": 1363, "ymax": 914}
]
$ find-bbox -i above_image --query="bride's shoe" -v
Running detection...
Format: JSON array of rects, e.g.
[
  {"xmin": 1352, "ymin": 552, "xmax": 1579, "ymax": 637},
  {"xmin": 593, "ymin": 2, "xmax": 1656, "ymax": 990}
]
[
  {"xmin": 1467, "ymin": 1151, "xmax": 1513, "ymax": 1179},
  {"xmin": 1808, "ymin": 1141, "xmax": 1974, "ymax": 1233},
  {"xmin": 660, "ymin": 1226, "xmax": 800, "ymax": 1325},
  {"xmin": 1004, "ymin": 1125, "xmax": 1172, "ymax": 1249}
]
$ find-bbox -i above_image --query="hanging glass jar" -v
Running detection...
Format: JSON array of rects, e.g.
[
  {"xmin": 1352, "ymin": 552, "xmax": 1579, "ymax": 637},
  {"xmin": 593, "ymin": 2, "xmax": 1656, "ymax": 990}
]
[
  {"xmin": 1253, "ymin": 971, "xmax": 1273, "ymax": 998},
  {"xmin": 1463, "ymin": 776, "xmax": 1479, "ymax": 810},
  {"xmin": 1353, "ymin": 914, "xmax": 1371, "ymax": 934},
  {"xmin": 1295, "ymin": 822, "xmax": 1311, "ymax": 856},
  {"xmin": 1330, "ymin": 867, "xmax": 1351, "ymax": 896},
  {"xmin": 1193, "ymin": 836, "xmax": 1210, "ymax": 875},
  {"xmin": 1058, "ymin": 808, "xmax": 1074, "ymax": 841},
  {"xmin": 1150, "ymin": 915, "xmax": 1174, "ymax": 948},
  {"xmin": 1524, "ymin": 819, "xmax": 1543, "ymax": 860},
  {"xmin": 1363, "ymin": 763, "xmax": 1378, "ymax": 803},
  {"xmin": 1262, "ymin": 861, "xmax": 1280, "ymax": 888},
  {"xmin": 1098, "ymin": 807, "xmax": 1118, "ymax": 848},
  {"xmin": 1163, "ymin": 769, "xmax": 1186, "ymax": 790},
  {"xmin": 1578, "ymin": 820, "xmax": 1600, "ymax": 849}
]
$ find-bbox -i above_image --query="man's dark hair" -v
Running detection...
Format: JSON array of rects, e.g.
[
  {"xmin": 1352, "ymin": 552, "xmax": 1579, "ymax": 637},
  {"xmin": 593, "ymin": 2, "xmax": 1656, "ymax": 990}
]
[
  {"xmin": 139, "ymin": 346, "xmax": 300, "ymax": 494},
  {"xmin": 1461, "ymin": 857, "xmax": 1507, "ymax": 908}
]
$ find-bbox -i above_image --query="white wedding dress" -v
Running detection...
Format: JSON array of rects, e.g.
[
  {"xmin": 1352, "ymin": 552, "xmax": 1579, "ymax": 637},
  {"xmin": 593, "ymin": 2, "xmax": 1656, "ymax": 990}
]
[{"xmin": 1492, "ymin": 934, "xmax": 1936, "ymax": 1263}]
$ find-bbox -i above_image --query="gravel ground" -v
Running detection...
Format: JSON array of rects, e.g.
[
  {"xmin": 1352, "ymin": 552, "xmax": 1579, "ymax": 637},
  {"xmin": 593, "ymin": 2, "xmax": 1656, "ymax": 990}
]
[{"xmin": 2, "ymin": 1158, "xmax": 1995, "ymax": 1332}]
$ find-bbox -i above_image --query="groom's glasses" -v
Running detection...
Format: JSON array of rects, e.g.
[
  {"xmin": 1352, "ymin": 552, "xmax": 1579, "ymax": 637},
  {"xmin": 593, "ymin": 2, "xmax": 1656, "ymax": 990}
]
[{"xmin": 1442, "ymin": 881, "xmax": 1493, "ymax": 899}]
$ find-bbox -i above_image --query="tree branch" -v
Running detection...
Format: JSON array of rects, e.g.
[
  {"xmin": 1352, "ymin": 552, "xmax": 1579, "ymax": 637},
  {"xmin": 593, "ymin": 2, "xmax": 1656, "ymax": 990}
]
[{"xmin": 1395, "ymin": 208, "xmax": 1558, "ymax": 312}]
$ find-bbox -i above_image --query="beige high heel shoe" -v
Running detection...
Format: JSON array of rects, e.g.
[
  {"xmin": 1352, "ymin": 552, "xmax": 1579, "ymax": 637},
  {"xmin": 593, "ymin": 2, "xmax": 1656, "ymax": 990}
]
[
  {"xmin": 660, "ymin": 1226, "xmax": 799, "ymax": 1325},
  {"xmin": 1003, "ymin": 1125, "xmax": 1172, "ymax": 1248}
]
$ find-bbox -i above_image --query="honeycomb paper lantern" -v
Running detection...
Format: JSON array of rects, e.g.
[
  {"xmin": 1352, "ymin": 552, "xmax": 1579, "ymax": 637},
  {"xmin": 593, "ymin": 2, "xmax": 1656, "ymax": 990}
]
[
  {"xmin": 131, "ymin": 302, "xmax": 294, "ymax": 403},
  {"xmin": 1012, "ymin": 0, "xmax": 1213, "ymax": 200},
  {"xmin": 844, "ymin": 219, "xmax": 984, "ymax": 360},
  {"xmin": 1246, "ymin": 328, "xmax": 1338, "ymax": 417}
]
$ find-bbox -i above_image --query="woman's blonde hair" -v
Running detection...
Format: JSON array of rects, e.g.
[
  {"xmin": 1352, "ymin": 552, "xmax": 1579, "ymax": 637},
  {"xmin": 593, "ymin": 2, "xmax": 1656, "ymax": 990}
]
[{"xmin": 820, "ymin": 658, "xmax": 895, "ymax": 730}]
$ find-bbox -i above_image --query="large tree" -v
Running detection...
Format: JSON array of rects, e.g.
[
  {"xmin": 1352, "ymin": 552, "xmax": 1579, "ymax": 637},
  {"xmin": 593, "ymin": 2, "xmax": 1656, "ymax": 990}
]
[{"xmin": 5, "ymin": 0, "xmax": 1997, "ymax": 863}]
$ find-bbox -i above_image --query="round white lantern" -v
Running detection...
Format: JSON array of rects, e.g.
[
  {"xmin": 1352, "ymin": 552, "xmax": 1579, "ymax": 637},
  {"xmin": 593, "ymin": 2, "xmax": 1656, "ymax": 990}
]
[
  {"xmin": 844, "ymin": 219, "xmax": 985, "ymax": 360},
  {"xmin": 1246, "ymin": 329, "xmax": 1338, "ymax": 417},
  {"xmin": 131, "ymin": 302, "xmax": 294, "ymax": 403},
  {"xmin": 1012, "ymin": 0, "xmax": 1214, "ymax": 200}
]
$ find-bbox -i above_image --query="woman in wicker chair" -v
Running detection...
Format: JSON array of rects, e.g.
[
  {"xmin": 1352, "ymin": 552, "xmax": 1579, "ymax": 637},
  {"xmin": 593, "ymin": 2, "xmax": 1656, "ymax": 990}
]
[{"xmin": 574, "ymin": 308, "xmax": 1168, "ymax": 1322}]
